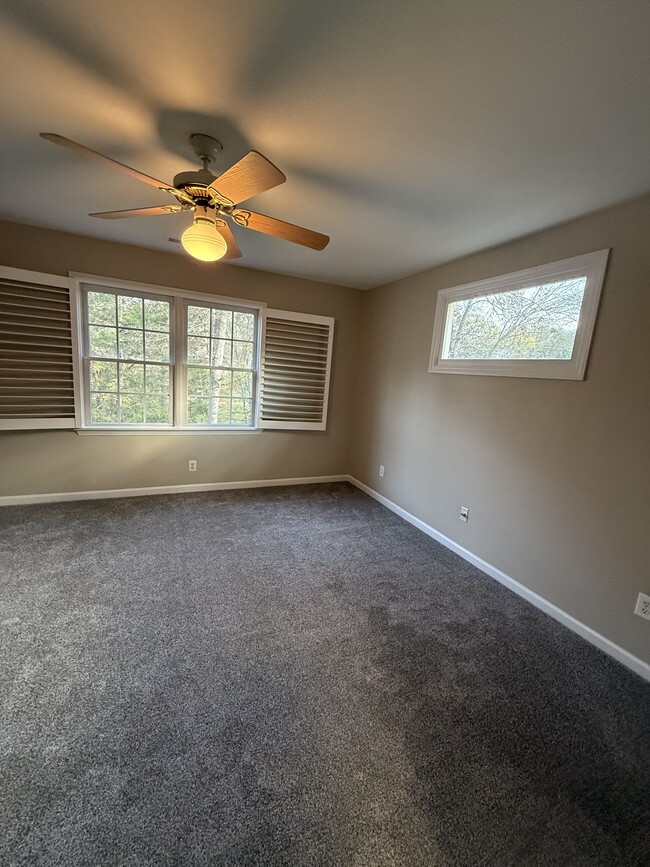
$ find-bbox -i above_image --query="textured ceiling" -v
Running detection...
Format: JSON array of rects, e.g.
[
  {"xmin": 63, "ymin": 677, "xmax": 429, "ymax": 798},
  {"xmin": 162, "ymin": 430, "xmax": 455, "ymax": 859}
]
[{"xmin": 0, "ymin": 0, "xmax": 649, "ymax": 289}]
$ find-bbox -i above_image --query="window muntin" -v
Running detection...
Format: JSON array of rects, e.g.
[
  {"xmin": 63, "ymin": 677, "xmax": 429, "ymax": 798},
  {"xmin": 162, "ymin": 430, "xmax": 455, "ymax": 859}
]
[
  {"xmin": 78, "ymin": 283, "xmax": 261, "ymax": 430},
  {"xmin": 185, "ymin": 303, "xmax": 257, "ymax": 426},
  {"xmin": 429, "ymin": 250, "xmax": 609, "ymax": 380}
]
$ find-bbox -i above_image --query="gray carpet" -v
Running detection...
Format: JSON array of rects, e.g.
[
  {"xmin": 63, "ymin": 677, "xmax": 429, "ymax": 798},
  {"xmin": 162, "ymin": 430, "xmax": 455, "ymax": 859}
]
[{"xmin": 1, "ymin": 482, "xmax": 648, "ymax": 866}]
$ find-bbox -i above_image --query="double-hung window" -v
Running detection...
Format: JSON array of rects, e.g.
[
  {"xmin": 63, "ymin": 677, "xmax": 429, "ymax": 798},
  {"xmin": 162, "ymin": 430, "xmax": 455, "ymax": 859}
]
[{"xmin": 75, "ymin": 276, "xmax": 262, "ymax": 431}]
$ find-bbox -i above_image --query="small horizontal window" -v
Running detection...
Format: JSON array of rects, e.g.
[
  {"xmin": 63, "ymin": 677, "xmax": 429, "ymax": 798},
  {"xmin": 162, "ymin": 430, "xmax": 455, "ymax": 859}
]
[{"xmin": 429, "ymin": 250, "xmax": 609, "ymax": 380}]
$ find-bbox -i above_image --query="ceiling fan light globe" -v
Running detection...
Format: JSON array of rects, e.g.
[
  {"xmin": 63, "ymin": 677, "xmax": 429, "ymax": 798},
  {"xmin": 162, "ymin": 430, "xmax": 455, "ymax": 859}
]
[{"xmin": 181, "ymin": 220, "xmax": 228, "ymax": 262}]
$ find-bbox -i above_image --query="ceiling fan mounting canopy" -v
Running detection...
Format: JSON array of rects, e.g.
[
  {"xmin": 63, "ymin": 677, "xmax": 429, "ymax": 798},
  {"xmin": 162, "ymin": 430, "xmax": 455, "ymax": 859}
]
[
  {"xmin": 189, "ymin": 133, "xmax": 223, "ymax": 165},
  {"xmin": 39, "ymin": 131, "xmax": 330, "ymax": 262}
]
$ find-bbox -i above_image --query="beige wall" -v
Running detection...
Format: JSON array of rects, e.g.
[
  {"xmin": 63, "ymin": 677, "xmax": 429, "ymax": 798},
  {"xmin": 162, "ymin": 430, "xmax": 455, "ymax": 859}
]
[
  {"xmin": 0, "ymin": 221, "xmax": 362, "ymax": 494},
  {"xmin": 351, "ymin": 195, "xmax": 650, "ymax": 663}
]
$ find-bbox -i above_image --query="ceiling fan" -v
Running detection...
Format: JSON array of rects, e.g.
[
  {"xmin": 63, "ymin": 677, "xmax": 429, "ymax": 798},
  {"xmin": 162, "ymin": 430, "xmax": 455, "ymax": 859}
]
[{"xmin": 40, "ymin": 132, "xmax": 330, "ymax": 263}]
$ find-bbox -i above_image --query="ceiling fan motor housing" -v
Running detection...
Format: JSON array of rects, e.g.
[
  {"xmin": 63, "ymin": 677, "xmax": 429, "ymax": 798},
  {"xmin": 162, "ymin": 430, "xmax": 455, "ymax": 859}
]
[{"xmin": 172, "ymin": 168, "xmax": 217, "ymax": 200}]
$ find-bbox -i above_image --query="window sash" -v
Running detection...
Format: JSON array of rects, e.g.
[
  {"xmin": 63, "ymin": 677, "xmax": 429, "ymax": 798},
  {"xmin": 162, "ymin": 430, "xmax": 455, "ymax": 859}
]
[{"xmin": 179, "ymin": 298, "xmax": 259, "ymax": 428}]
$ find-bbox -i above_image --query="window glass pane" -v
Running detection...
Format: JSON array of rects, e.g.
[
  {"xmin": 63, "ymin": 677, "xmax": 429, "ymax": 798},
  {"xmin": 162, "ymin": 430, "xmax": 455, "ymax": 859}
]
[
  {"xmin": 119, "ymin": 393, "xmax": 145, "ymax": 424},
  {"xmin": 232, "ymin": 370, "xmax": 253, "ymax": 398},
  {"xmin": 88, "ymin": 292, "xmax": 116, "ymax": 326},
  {"xmin": 90, "ymin": 360, "xmax": 117, "ymax": 392},
  {"xmin": 118, "ymin": 295, "xmax": 143, "ymax": 329},
  {"xmin": 233, "ymin": 311, "xmax": 255, "ymax": 341},
  {"xmin": 118, "ymin": 328, "xmax": 144, "ymax": 360},
  {"xmin": 187, "ymin": 396, "xmax": 209, "ymax": 424},
  {"xmin": 211, "ymin": 339, "xmax": 232, "ymax": 367},
  {"xmin": 144, "ymin": 299, "xmax": 170, "ymax": 332},
  {"xmin": 145, "ymin": 364, "xmax": 169, "ymax": 394},
  {"xmin": 212, "ymin": 369, "xmax": 232, "ymax": 397},
  {"xmin": 91, "ymin": 392, "xmax": 118, "ymax": 424},
  {"xmin": 187, "ymin": 336, "xmax": 210, "ymax": 365},
  {"xmin": 119, "ymin": 362, "xmax": 144, "ymax": 393},
  {"xmin": 231, "ymin": 399, "xmax": 252, "ymax": 425},
  {"xmin": 233, "ymin": 341, "xmax": 254, "ymax": 369},
  {"xmin": 187, "ymin": 305, "xmax": 210, "ymax": 336},
  {"xmin": 187, "ymin": 366, "xmax": 210, "ymax": 395},
  {"xmin": 145, "ymin": 394, "xmax": 170, "ymax": 424},
  {"xmin": 145, "ymin": 330, "xmax": 170, "ymax": 362},
  {"xmin": 211, "ymin": 397, "xmax": 231, "ymax": 424},
  {"xmin": 89, "ymin": 325, "xmax": 117, "ymax": 358},
  {"xmin": 443, "ymin": 278, "xmax": 587, "ymax": 361},
  {"xmin": 212, "ymin": 309, "xmax": 232, "ymax": 339}
]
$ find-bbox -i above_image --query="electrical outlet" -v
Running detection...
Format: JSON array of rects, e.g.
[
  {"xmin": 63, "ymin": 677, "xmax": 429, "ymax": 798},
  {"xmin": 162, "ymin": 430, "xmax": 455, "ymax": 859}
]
[
  {"xmin": 460, "ymin": 506, "xmax": 469, "ymax": 523},
  {"xmin": 188, "ymin": 460, "xmax": 197, "ymax": 472},
  {"xmin": 379, "ymin": 465, "xmax": 385, "ymax": 478},
  {"xmin": 634, "ymin": 592, "xmax": 650, "ymax": 620}
]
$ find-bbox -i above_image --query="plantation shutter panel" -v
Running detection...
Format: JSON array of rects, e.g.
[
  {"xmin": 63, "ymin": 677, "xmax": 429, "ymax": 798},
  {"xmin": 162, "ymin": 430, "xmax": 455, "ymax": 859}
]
[
  {"xmin": 0, "ymin": 266, "xmax": 77, "ymax": 430},
  {"xmin": 259, "ymin": 309, "xmax": 334, "ymax": 431}
]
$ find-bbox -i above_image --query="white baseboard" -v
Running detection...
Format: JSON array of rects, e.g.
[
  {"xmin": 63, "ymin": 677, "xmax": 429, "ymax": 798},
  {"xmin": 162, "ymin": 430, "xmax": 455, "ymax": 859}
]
[
  {"xmin": 0, "ymin": 475, "xmax": 349, "ymax": 507},
  {"xmin": 347, "ymin": 476, "xmax": 650, "ymax": 682}
]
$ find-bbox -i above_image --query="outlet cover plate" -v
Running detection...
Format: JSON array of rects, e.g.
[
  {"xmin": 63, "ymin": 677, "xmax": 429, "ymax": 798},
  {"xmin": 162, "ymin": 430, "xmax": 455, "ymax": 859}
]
[{"xmin": 634, "ymin": 592, "xmax": 650, "ymax": 620}]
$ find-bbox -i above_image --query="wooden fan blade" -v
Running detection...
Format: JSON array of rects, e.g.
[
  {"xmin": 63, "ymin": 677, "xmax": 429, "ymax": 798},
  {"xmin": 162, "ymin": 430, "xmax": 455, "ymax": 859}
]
[
  {"xmin": 89, "ymin": 205, "xmax": 184, "ymax": 219},
  {"xmin": 232, "ymin": 210, "xmax": 329, "ymax": 250},
  {"xmin": 208, "ymin": 151, "xmax": 286, "ymax": 206},
  {"xmin": 40, "ymin": 133, "xmax": 177, "ymax": 193},
  {"xmin": 216, "ymin": 221, "xmax": 242, "ymax": 260}
]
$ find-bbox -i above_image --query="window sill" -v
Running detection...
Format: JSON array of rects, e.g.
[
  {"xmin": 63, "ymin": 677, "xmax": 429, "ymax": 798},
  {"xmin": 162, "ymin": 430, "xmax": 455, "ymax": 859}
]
[{"xmin": 75, "ymin": 427, "xmax": 262, "ymax": 436}]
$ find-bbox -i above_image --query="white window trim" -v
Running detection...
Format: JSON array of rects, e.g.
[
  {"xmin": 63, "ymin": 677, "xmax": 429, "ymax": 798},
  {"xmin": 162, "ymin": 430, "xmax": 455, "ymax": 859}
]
[
  {"xmin": 428, "ymin": 250, "xmax": 610, "ymax": 380},
  {"xmin": 69, "ymin": 273, "xmax": 265, "ymax": 432}
]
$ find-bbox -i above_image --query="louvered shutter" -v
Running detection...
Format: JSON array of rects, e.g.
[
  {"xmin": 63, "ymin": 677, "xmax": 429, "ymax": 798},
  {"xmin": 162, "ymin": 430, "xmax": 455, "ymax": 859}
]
[
  {"xmin": 259, "ymin": 309, "xmax": 334, "ymax": 430},
  {"xmin": 0, "ymin": 266, "xmax": 77, "ymax": 430}
]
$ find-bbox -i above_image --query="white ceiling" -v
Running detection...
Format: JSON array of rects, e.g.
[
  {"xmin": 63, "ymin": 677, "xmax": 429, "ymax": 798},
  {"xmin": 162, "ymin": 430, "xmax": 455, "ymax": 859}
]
[{"xmin": 0, "ymin": 0, "xmax": 649, "ymax": 289}]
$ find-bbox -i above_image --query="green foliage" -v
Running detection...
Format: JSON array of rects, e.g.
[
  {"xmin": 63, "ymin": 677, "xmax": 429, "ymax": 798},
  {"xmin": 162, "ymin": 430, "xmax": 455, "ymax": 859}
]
[
  {"xmin": 231, "ymin": 399, "xmax": 252, "ymax": 425},
  {"xmin": 144, "ymin": 299, "xmax": 169, "ymax": 332},
  {"xmin": 187, "ymin": 305, "xmax": 210, "ymax": 336},
  {"xmin": 145, "ymin": 364, "xmax": 169, "ymax": 394},
  {"xmin": 119, "ymin": 393, "xmax": 145, "ymax": 424},
  {"xmin": 145, "ymin": 395, "xmax": 169, "ymax": 424},
  {"xmin": 88, "ymin": 292, "xmax": 116, "ymax": 326},
  {"xmin": 118, "ymin": 328, "xmax": 145, "ymax": 360},
  {"xmin": 188, "ymin": 396, "xmax": 209, "ymax": 424},
  {"xmin": 187, "ymin": 367, "xmax": 210, "ymax": 395},
  {"xmin": 91, "ymin": 392, "xmax": 118, "ymax": 424},
  {"xmin": 187, "ymin": 336, "xmax": 210, "ymax": 365},
  {"xmin": 144, "ymin": 331, "xmax": 169, "ymax": 362},
  {"xmin": 118, "ymin": 296, "xmax": 143, "ymax": 329},
  {"xmin": 90, "ymin": 360, "xmax": 117, "ymax": 392},
  {"xmin": 89, "ymin": 325, "xmax": 117, "ymax": 358}
]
